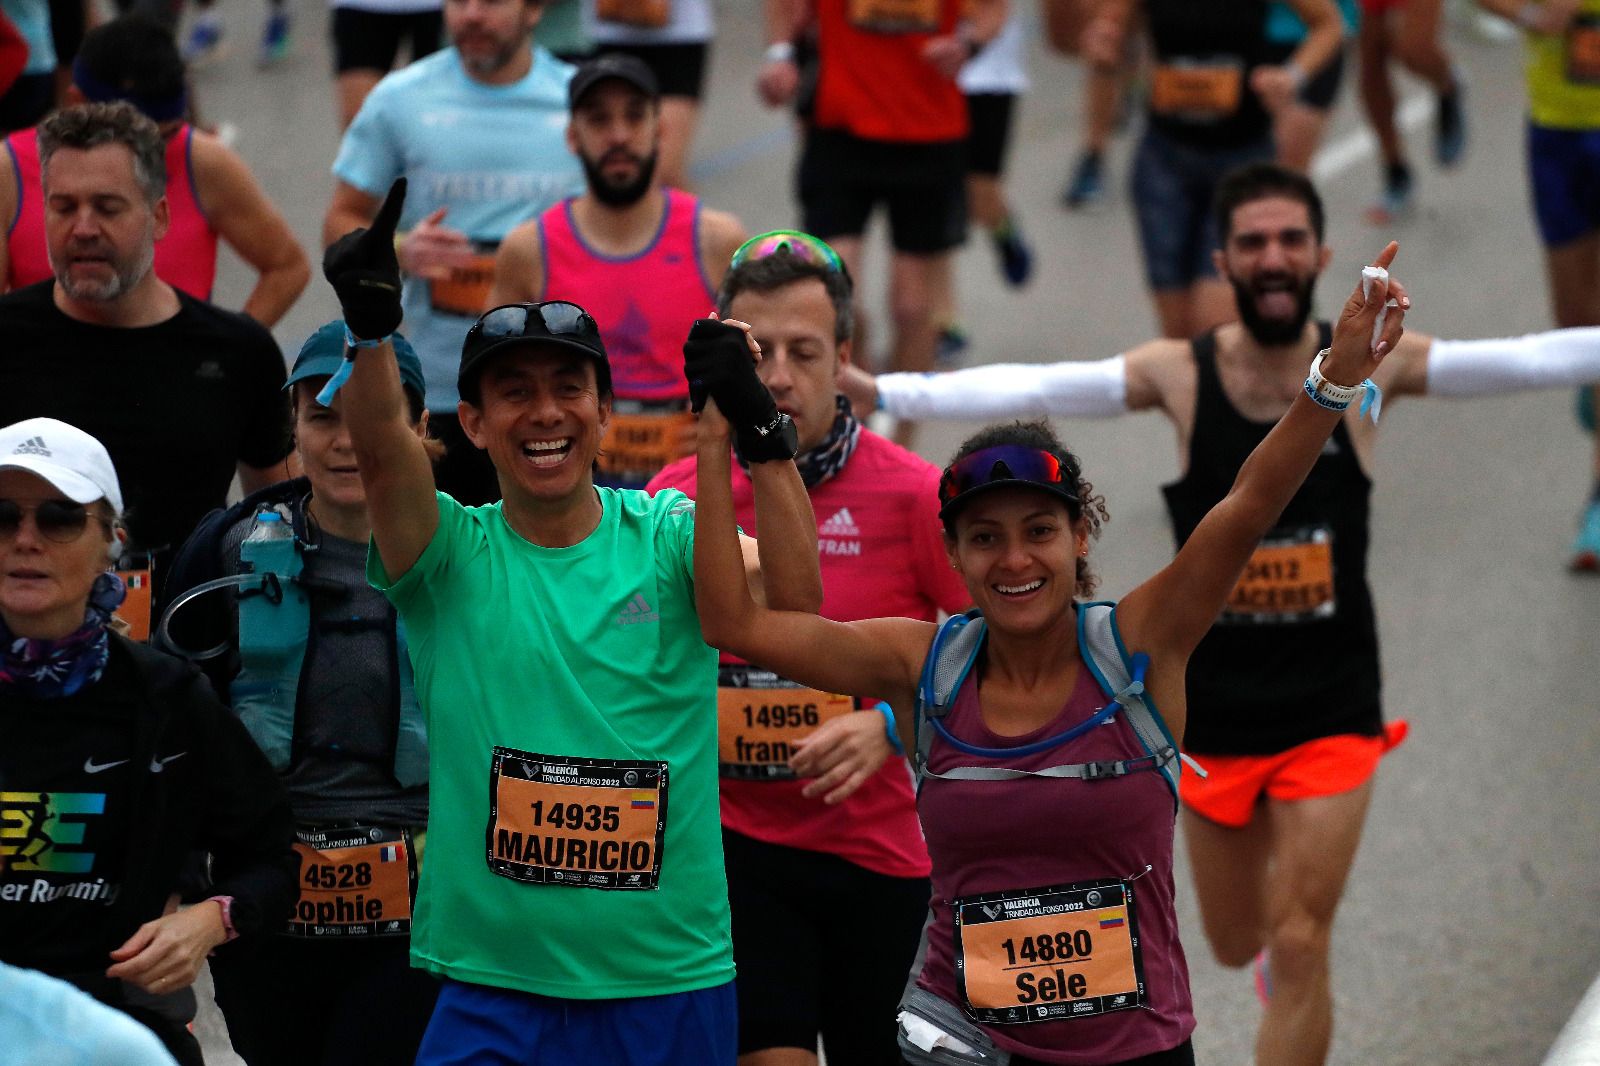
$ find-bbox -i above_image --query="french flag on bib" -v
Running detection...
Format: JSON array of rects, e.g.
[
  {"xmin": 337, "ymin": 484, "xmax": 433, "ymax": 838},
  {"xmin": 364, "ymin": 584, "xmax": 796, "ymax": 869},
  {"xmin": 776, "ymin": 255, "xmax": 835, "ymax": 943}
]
[{"xmin": 379, "ymin": 844, "xmax": 402, "ymax": 863}]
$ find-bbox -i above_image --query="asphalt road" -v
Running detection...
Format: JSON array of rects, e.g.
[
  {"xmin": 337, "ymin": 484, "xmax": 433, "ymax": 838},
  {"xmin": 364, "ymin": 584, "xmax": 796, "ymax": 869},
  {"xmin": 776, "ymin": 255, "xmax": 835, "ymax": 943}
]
[{"xmin": 181, "ymin": 2, "xmax": 1600, "ymax": 1062}]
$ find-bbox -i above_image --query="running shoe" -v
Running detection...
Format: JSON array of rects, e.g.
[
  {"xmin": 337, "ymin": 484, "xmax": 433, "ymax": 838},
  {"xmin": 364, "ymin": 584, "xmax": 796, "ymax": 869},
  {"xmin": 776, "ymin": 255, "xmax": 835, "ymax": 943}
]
[
  {"xmin": 1062, "ymin": 151, "xmax": 1105, "ymax": 209},
  {"xmin": 182, "ymin": 12, "xmax": 225, "ymax": 66},
  {"xmin": 991, "ymin": 219, "xmax": 1033, "ymax": 288},
  {"xmin": 1364, "ymin": 163, "xmax": 1413, "ymax": 226},
  {"xmin": 1253, "ymin": 949, "xmax": 1273, "ymax": 1005},
  {"xmin": 258, "ymin": 9, "xmax": 291, "ymax": 66},
  {"xmin": 935, "ymin": 324, "xmax": 969, "ymax": 369},
  {"xmin": 1436, "ymin": 80, "xmax": 1467, "ymax": 168},
  {"xmin": 1569, "ymin": 499, "xmax": 1600, "ymax": 573}
]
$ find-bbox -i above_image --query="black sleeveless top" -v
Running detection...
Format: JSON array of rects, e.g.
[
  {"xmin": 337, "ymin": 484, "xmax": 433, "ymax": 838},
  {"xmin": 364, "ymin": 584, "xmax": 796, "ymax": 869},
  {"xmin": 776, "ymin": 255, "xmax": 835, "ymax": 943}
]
[
  {"xmin": 1145, "ymin": 0, "xmax": 1275, "ymax": 150},
  {"xmin": 1161, "ymin": 324, "xmax": 1382, "ymax": 756}
]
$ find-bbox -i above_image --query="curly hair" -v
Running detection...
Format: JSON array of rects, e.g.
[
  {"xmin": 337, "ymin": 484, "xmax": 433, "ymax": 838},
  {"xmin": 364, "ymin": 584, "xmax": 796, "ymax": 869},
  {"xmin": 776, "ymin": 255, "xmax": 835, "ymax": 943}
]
[
  {"xmin": 942, "ymin": 420, "xmax": 1111, "ymax": 597},
  {"xmin": 38, "ymin": 101, "xmax": 166, "ymax": 204}
]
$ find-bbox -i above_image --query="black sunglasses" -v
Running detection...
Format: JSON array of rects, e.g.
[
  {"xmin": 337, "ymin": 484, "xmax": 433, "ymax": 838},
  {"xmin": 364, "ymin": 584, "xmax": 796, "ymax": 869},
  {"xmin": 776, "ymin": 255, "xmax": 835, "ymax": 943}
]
[
  {"xmin": 471, "ymin": 301, "xmax": 598, "ymax": 344},
  {"xmin": 0, "ymin": 499, "xmax": 110, "ymax": 543}
]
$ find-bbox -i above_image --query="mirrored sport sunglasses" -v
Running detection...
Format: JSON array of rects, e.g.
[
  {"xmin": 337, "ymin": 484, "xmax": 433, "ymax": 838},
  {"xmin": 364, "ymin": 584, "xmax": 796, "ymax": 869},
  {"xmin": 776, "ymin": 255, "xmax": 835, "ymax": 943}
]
[
  {"xmin": 937, "ymin": 445, "xmax": 1081, "ymax": 514},
  {"xmin": 729, "ymin": 230, "xmax": 848, "ymax": 278},
  {"xmin": 0, "ymin": 498, "xmax": 109, "ymax": 543},
  {"xmin": 470, "ymin": 301, "xmax": 599, "ymax": 344}
]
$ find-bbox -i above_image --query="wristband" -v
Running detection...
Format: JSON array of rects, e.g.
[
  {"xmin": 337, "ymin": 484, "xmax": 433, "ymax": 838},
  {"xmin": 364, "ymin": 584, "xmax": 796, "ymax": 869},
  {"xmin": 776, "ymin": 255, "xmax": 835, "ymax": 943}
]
[
  {"xmin": 874, "ymin": 702, "xmax": 905, "ymax": 756},
  {"xmin": 763, "ymin": 41, "xmax": 795, "ymax": 63},
  {"xmin": 736, "ymin": 412, "xmax": 799, "ymax": 463},
  {"xmin": 1305, "ymin": 349, "xmax": 1383, "ymax": 421},
  {"xmin": 206, "ymin": 895, "xmax": 239, "ymax": 944},
  {"xmin": 344, "ymin": 325, "xmax": 391, "ymax": 350}
]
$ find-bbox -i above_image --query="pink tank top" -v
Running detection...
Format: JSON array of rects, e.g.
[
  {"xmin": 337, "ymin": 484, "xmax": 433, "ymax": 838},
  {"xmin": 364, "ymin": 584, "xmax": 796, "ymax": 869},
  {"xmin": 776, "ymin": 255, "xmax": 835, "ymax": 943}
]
[
  {"xmin": 916, "ymin": 642, "xmax": 1195, "ymax": 1064},
  {"xmin": 6, "ymin": 124, "xmax": 219, "ymax": 299},
  {"xmin": 537, "ymin": 188, "xmax": 713, "ymax": 403}
]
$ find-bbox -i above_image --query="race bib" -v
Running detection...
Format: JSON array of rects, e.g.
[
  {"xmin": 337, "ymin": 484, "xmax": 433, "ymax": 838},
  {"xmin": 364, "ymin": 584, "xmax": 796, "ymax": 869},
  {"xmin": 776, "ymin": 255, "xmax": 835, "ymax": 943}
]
[
  {"xmin": 717, "ymin": 666, "xmax": 855, "ymax": 780},
  {"xmin": 598, "ymin": 401, "xmax": 696, "ymax": 488},
  {"xmin": 1567, "ymin": 17, "xmax": 1600, "ymax": 85},
  {"xmin": 597, "ymin": 0, "xmax": 670, "ymax": 27},
  {"xmin": 428, "ymin": 246, "xmax": 498, "ymax": 317},
  {"xmin": 1150, "ymin": 58, "xmax": 1244, "ymax": 122},
  {"xmin": 113, "ymin": 560, "xmax": 154, "ymax": 642},
  {"xmin": 286, "ymin": 824, "xmax": 416, "ymax": 938},
  {"xmin": 487, "ymin": 747, "xmax": 666, "ymax": 890},
  {"xmin": 955, "ymin": 880, "xmax": 1146, "ymax": 1025},
  {"xmin": 848, "ymin": 0, "xmax": 940, "ymax": 34},
  {"xmin": 1221, "ymin": 525, "xmax": 1335, "ymax": 624}
]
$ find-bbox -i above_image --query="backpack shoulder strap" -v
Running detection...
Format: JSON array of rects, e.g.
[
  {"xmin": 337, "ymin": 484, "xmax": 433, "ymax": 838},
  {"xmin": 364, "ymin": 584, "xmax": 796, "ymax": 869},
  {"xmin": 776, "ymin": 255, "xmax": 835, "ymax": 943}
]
[
  {"xmin": 913, "ymin": 609, "xmax": 986, "ymax": 784},
  {"xmin": 1076, "ymin": 601, "xmax": 1183, "ymax": 803}
]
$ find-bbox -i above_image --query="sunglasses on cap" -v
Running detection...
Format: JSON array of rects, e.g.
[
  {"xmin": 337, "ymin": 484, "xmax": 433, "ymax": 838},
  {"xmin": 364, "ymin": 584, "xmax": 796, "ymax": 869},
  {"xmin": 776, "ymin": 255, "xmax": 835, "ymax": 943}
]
[
  {"xmin": 469, "ymin": 301, "xmax": 600, "ymax": 344},
  {"xmin": 937, "ymin": 445, "xmax": 1081, "ymax": 520},
  {"xmin": 729, "ymin": 230, "xmax": 848, "ymax": 277},
  {"xmin": 0, "ymin": 499, "xmax": 111, "ymax": 544}
]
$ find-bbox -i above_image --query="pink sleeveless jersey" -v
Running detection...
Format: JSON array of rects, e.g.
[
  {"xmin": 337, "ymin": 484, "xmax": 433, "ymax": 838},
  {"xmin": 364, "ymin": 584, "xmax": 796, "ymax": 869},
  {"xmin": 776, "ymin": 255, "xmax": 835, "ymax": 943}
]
[
  {"xmin": 6, "ymin": 124, "xmax": 219, "ymax": 299},
  {"xmin": 649, "ymin": 430, "xmax": 972, "ymax": 879},
  {"xmin": 538, "ymin": 188, "xmax": 713, "ymax": 403},
  {"xmin": 916, "ymin": 652, "xmax": 1195, "ymax": 1064}
]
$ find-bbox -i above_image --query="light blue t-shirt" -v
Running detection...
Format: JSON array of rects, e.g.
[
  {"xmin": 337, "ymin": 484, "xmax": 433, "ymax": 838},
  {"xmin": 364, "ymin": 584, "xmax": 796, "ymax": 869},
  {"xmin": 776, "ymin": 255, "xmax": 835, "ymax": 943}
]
[
  {"xmin": 0, "ymin": 0, "xmax": 56, "ymax": 74},
  {"xmin": 0, "ymin": 962, "xmax": 178, "ymax": 1065},
  {"xmin": 332, "ymin": 47, "xmax": 585, "ymax": 408}
]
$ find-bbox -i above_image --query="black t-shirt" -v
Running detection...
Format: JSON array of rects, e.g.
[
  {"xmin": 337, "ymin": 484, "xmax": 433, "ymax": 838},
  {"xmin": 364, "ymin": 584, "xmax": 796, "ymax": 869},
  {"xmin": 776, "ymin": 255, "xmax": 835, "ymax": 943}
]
[
  {"xmin": 0, "ymin": 282, "xmax": 292, "ymax": 572},
  {"xmin": 1145, "ymin": 0, "xmax": 1275, "ymax": 149}
]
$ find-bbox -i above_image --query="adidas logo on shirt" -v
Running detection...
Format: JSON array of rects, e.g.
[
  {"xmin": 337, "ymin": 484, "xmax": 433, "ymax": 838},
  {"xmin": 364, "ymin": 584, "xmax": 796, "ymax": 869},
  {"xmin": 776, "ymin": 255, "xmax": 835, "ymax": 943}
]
[
  {"xmin": 819, "ymin": 507, "xmax": 862, "ymax": 557},
  {"xmin": 616, "ymin": 593, "xmax": 660, "ymax": 626},
  {"xmin": 11, "ymin": 436, "xmax": 49, "ymax": 457},
  {"xmin": 819, "ymin": 508, "xmax": 859, "ymax": 537}
]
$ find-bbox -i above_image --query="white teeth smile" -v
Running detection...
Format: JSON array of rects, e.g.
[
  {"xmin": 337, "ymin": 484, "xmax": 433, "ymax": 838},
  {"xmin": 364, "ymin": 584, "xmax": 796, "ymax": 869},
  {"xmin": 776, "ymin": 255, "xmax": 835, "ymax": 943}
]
[
  {"xmin": 996, "ymin": 580, "xmax": 1044, "ymax": 595},
  {"xmin": 525, "ymin": 439, "xmax": 570, "ymax": 452},
  {"xmin": 523, "ymin": 438, "xmax": 573, "ymax": 468}
]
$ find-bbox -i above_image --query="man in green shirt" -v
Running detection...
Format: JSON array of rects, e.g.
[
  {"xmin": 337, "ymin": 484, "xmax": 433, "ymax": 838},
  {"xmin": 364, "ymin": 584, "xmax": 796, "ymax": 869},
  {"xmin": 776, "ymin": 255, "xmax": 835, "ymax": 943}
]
[{"xmin": 323, "ymin": 179, "xmax": 821, "ymax": 1065}]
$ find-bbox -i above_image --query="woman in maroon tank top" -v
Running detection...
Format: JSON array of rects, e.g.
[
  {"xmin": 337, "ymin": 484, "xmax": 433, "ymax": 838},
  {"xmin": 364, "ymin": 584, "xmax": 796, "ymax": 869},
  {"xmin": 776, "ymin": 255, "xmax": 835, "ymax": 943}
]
[{"xmin": 692, "ymin": 245, "xmax": 1409, "ymax": 1064}]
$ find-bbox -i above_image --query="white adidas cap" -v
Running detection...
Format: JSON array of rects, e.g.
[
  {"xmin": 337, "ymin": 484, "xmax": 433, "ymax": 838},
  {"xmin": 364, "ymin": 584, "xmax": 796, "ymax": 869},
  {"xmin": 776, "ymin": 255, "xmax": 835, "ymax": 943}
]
[{"xmin": 0, "ymin": 418, "xmax": 124, "ymax": 514}]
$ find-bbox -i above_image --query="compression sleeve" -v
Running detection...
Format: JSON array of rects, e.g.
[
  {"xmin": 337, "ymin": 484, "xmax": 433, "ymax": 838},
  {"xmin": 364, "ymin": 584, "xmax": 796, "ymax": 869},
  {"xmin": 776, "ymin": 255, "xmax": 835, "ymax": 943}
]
[
  {"xmin": 1425, "ymin": 328, "xmax": 1600, "ymax": 397},
  {"xmin": 875, "ymin": 356, "xmax": 1130, "ymax": 420}
]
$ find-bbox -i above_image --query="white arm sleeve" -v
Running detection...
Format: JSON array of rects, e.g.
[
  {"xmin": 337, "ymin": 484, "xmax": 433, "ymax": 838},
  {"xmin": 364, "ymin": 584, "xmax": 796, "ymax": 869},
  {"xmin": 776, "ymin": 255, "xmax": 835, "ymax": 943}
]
[
  {"xmin": 1426, "ymin": 328, "xmax": 1600, "ymax": 397},
  {"xmin": 876, "ymin": 356, "xmax": 1130, "ymax": 420}
]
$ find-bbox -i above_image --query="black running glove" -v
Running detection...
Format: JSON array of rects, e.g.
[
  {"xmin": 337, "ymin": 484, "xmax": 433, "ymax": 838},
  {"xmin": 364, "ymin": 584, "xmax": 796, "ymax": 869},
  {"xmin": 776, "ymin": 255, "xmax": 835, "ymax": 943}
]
[
  {"xmin": 683, "ymin": 318, "xmax": 796, "ymax": 462},
  {"xmin": 324, "ymin": 177, "xmax": 406, "ymax": 341}
]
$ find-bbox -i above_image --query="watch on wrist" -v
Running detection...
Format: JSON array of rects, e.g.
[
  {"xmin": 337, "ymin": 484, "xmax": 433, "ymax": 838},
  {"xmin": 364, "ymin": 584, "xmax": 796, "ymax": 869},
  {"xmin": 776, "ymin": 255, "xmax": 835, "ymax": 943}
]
[{"xmin": 737, "ymin": 413, "xmax": 800, "ymax": 463}]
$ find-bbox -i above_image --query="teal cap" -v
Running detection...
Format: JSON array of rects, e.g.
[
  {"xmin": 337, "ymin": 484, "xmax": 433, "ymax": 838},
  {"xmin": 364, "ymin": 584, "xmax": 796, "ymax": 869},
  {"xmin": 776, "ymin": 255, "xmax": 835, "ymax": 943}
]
[{"xmin": 287, "ymin": 321, "xmax": 428, "ymax": 405}]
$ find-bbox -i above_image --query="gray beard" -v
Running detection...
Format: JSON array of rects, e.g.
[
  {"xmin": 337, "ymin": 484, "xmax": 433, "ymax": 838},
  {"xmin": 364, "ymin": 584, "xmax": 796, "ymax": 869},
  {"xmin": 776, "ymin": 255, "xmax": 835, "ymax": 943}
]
[{"xmin": 51, "ymin": 234, "xmax": 156, "ymax": 303}]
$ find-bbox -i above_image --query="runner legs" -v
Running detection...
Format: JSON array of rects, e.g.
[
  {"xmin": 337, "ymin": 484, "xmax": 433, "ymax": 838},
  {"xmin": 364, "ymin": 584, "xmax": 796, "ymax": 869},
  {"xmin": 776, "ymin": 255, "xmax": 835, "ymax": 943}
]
[
  {"xmin": 1357, "ymin": 13, "xmax": 1404, "ymax": 169},
  {"xmin": 1182, "ymin": 805, "xmax": 1274, "ymax": 968},
  {"xmin": 656, "ymin": 95, "xmax": 701, "ymax": 191},
  {"xmin": 1390, "ymin": 0, "xmax": 1454, "ymax": 93},
  {"xmin": 1255, "ymin": 783, "xmax": 1373, "ymax": 1066}
]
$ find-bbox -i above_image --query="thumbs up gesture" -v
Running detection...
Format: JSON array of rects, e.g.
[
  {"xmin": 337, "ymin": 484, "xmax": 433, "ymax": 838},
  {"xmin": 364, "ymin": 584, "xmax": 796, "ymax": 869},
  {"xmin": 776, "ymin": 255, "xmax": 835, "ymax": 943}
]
[{"xmin": 324, "ymin": 177, "xmax": 406, "ymax": 341}]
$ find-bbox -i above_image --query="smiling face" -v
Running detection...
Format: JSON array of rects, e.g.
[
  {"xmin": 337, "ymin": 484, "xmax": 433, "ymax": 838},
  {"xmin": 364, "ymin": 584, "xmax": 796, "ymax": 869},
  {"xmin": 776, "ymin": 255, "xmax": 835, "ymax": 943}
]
[
  {"xmin": 729, "ymin": 278, "xmax": 848, "ymax": 453},
  {"xmin": 1214, "ymin": 196, "xmax": 1332, "ymax": 347},
  {"xmin": 946, "ymin": 487, "xmax": 1085, "ymax": 634},
  {"xmin": 42, "ymin": 143, "xmax": 168, "ymax": 303},
  {"xmin": 457, "ymin": 345, "xmax": 611, "ymax": 506},
  {"xmin": 0, "ymin": 469, "xmax": 117, "ymax": 640}
]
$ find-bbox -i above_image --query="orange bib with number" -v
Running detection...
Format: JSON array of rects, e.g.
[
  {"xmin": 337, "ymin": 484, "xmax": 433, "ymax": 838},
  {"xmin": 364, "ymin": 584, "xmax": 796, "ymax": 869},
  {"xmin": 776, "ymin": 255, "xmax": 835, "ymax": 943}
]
[
  {"xmin": 287, "ymin": 824, "xmax": 416, "ymax": 938},
  {"xmin": 1568, "ymin": 18, "xmax": 1600, "ymax": 85},
  {"xmin": 848, "ymin": 0, "xmax": 940, "ymax": 34},
  {"xmin": 597, "ymin": 0, "xmax": 670, "ymax": 27},
  {"xmin": 113, "ymin": 565, "xmax": 154, "ymax": 642},
  {"xmin": 1150, "ymin": 59, "xmax": 1244, "ymax": 121},
  {"xmin": 717, "ymin": 666, "xmax": 855, "ymax": 780},
  {"xmin": 487, "ymin": 748, "xmax": 667, "ymax": 890},
  {"xmin": 955, "ymin": 880, "xmax": 1146, "ymax": 1025},
  {"xmin": 599, "ymin": 402, "xmax": 695, "ymax": 485},
  {"xmin": 428, "ymin": 247, "xmax": 498, "ymax": 317},
  {"xmin": 1222, "ymin": 526, "xmax": 1335, "ymax": 624}
]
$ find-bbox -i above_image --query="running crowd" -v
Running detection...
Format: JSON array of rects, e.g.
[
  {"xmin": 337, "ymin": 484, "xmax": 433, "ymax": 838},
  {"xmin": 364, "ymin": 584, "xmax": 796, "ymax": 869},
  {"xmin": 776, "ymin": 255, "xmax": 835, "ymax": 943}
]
[{"xmin": 0, "ymin": 1, "xmax": 1596, "ymax": 1065}]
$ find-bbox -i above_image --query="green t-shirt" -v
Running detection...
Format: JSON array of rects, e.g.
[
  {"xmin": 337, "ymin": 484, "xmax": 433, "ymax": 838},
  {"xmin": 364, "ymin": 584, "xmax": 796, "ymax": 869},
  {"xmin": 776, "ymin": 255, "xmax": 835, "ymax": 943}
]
[{"xmin": 369, "ymin": 488, "xmax": 732, "ymax": 998}]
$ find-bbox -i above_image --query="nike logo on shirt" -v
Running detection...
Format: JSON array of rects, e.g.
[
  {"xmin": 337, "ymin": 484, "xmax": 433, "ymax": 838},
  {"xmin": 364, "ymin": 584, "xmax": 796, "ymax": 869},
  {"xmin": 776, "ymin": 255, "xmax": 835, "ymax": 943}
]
[
  {"xmin": 83, "ymin": 757, "xmax": 130, "ymax": 774},
  {"xmin": 150, "ymin": 753, "xmax": 188, "ymax": 773}
]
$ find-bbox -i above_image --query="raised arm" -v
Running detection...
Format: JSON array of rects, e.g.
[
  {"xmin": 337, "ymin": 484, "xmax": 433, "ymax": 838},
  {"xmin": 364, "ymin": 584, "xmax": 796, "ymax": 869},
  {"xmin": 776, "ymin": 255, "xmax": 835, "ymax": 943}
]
[
  {"xmin": 1119, "ymin": 243, "xmax": 1409, "ymax": 664},
  {"xmin": 1377, "ymin": 326, "xmax": 1600, "ymax": 399},
  {"xmin": 692, "ymin": 396, "xmax": 930, "ymax": 702},
  {"xmin": 324, "ymin": 179, "xmax": 440, "ymax": 577}
]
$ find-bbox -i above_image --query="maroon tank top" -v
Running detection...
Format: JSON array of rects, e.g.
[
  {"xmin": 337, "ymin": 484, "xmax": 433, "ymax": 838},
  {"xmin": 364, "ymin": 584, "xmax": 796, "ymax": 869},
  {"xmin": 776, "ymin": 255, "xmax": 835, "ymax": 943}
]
[{"xmin": 916, "ymin": 650, "xmax": 1195, "ymax": 1064}]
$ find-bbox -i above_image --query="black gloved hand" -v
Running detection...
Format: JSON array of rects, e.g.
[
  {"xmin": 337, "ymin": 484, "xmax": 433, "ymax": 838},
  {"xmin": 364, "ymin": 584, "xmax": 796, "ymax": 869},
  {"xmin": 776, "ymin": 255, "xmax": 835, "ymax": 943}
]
[
  {"xmin": 324, "ymin": 177, "xmax": 406, "ymax": 341},
  {"xmin": 683, "ymin": 318, "xmax": 779, "ymax": 427}
]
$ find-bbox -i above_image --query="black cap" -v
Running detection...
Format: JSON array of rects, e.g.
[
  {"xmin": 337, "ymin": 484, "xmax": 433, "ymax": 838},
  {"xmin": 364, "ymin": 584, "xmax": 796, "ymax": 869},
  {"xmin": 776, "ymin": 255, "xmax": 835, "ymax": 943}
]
[
  {"xmin": 568, "ymin": 52, "xmax": 660, "ymax": 109},
  {"xmin": 458, "ymin": 302, "xmax": 612, "ymax": 401}
]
